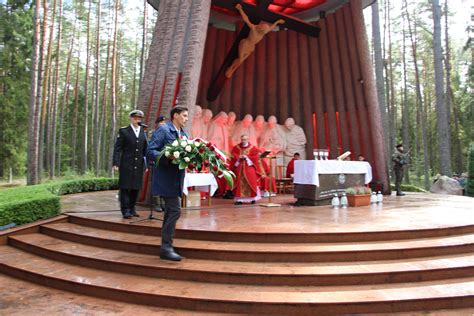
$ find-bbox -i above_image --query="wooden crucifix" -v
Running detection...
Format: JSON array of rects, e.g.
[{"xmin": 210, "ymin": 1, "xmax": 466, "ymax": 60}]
[{"xmin": 207, "ymin": 0, "xmax": 321, "ymax": 101}]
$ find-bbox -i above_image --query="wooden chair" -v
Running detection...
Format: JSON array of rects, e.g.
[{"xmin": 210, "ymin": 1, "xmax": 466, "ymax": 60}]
[{"xmin": 275, "ymin": 165, "xmax": 293, "ymax": 194}]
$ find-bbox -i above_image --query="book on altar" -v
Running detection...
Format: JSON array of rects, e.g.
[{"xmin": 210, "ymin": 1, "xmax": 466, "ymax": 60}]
[
  {"xmin": 337, "ymin": 151, "xmax": 351, "ymax": 161},
  {"xmin": 260, "ymin": 150, "xmax": 272, "ymax": 159}
]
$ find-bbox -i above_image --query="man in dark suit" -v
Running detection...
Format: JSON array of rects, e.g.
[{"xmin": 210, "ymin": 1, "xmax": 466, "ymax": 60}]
[
  {"xmin": 147, "ymin": 106, "xmax": 189, "ymax": 261},
  {"xmin": 113, "ymin": 110, "xmax": 148, "ymax": 219}
]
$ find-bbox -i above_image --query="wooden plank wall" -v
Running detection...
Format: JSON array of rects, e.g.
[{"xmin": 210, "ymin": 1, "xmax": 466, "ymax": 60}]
[{"xmin": 194, "ymin": 2, "xmax": 387, "ymax": 185}]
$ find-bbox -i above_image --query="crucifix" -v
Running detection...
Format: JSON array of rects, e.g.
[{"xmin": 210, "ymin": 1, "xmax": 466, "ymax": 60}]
[{"xmin": 207, "ymin": 0, "xmax": 321, "ymax": 101}]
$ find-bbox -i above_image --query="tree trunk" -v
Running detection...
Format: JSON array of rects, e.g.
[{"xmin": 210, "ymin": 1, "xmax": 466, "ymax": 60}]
[
  {"xmin": 404, "ymin": 0, "xmax": 430, "ymax": 189},
  {"xmin": 444, "ymin": 0, "xmax": 462, "ymax": 175},
  {"xmin": 432, "ymin": 0, "xmax": 451, "ymax": 176},
  {"xmin": 82, "ymin": 0, "xmax": 92, "ymax": 173},
  {"xmin": 50, "ymin": 0, "xmax": 63, "ymax": 179},
  {"xmin": 27, "ymin": 0, "xmax": 42, "ymax": 185},
  {"xmin": 94, "ymin": 0, "xmax": 102, "ymax": 175},
  {"xmin": 131, "ymin": 35, "xmax": 139, "ymax": 107},
  {"xmin": 138, "ymin": 0, "xmax": 147, "ymax": 90},
  {"xmin": 58, "ymin": 16, "xmax": 77, "ymax": 176},
  {"xmin": 108, "ymin": 0, "xmax": 119, "ymax": 176},
  {"xmin": 371, "ymin": 0, "xmax": 390, "ymax": 169},
  {"xmin": 386, "ymin": 0, "xmax": 398, "ymax": 181},
  {"xmin": 35, "ymin": 0, "xmax": 49, "ymax": 182},
  {"xmin": 98, "ymin": 38, "xmax": 111, "ymax": 173},
  {"xmin": 71, "ymin": 52, "xmax": 80, "ymax": 170},
  {"xmin": 401, "ymin": 21, "xmax": 410, "ymax": 184},
  {"xmin": 39, "ymin": 0, "xmax": 57, "ymax": 180}
]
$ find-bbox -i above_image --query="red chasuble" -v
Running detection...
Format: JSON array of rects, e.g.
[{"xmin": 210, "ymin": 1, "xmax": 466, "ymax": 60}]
[
  {"xmin": 286, "ymin": 158, "xmax": 296, "ymax": 178},
  {"xmin": 230, "ymin": 143, "xmax": 261, "ymax": 201}
]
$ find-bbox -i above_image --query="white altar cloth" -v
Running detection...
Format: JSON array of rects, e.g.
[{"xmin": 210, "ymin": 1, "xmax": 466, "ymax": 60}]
[
  {"xmin": 182, "ymin": 173, "xmax": 218, "ymax": 196},
  {"xmin": 294, "ymin": 160, "xmax": 372, "ymax": 186}
]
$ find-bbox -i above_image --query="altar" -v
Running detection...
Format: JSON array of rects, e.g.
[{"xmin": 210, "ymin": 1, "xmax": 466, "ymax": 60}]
[
  {"xmin": 182, "ymin": 173, "xmax": 218, "ymax": 208},
  {"xmin": 293, "ymin": 160, "xmax": 372, "ymax": 205}
]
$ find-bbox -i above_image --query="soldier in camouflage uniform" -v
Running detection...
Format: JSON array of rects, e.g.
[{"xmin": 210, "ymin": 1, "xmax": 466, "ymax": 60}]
[{"xmin": 392, "ymin": 143, "xmax": 409, "ymax": 196}]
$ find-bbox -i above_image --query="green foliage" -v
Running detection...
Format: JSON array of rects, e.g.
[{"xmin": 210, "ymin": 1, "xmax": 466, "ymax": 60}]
[
  {"xmin": 466, "ymin": 144, "xmax": 474, "ymax": 197},
  {"xmin": 0, "ymin": 185, "xmax": 60, "ymax": 227},
  {"xmin": 0, "ymin": 177, "xmax": 118, "ymax": 227},
  {"xmin": 345, "ymin": 187, "xmax": 357, "ymax": 195},
  {"xmin": 47, "ymin": 178, "xmax": 118, "ymax": 195},
  {"xmin": 0, "ymin": 2, "xmax": 32, "ymax": 179},
  {"xmin": 346, "ymin": 186, "xmax": 371, "ymax": 195}
]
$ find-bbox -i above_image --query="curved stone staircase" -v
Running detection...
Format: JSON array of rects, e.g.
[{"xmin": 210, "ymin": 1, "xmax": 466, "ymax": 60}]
[{"xmin": 1, "ymin": 213, "xmax": 474, "ymax": 314}]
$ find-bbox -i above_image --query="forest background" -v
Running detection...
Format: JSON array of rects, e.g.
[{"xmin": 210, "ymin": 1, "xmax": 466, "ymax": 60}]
[{"xmin": 0, "ymin": 0, "xmax": 472, "ymax": 189}]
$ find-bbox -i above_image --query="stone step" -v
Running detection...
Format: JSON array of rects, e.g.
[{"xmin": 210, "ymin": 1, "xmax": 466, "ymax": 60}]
[
  {"xmin": 9, "ymin": 233, "xmax": 474, "ymax": 287},
  {"xmin": 1, "ymin": 246, "xmax": 473, "ymax": 314},
  {"xmin": 68, "ymin": 213, "xmax": 474, "ymax": 243},
  {"xmin": 40, "ymin": 222, "xmax": 474, "ymax": 262}
]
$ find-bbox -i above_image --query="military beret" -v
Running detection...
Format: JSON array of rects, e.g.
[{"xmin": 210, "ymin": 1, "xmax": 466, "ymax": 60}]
[{"xmin": 129, "ymin": 109, "xmax": 144, "ymax": 117}]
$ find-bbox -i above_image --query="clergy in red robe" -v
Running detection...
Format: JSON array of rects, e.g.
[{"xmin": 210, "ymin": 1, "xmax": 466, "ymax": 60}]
[
  {"xmin": 286, "ymin": 152, "xmax": 300, "ymax": 178},
  {"xmin": 230, "ymin": 134, "xmax": 261, "ymax": 204},
  {"xmin": 258, "ymin": 158, "xmax": 277, "ymax": 197}
]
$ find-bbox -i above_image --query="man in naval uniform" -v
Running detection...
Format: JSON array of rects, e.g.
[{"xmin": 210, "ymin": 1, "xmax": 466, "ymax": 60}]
[{"xmin": 113, "ymin": 110, "xmax": 148, "ymax": 219}]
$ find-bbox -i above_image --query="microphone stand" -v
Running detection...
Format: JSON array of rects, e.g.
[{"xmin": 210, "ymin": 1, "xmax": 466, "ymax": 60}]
[
  {"xmin": 130, "ymin": 127, "xmax": 163, "ymax": 224},
  {"xmin": 261, "ymin": 156, "xmax": 281, "ymax": 208}
]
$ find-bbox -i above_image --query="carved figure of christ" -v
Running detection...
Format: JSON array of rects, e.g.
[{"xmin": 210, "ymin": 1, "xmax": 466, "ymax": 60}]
[{"xmin": 225, "ymin": 3, "xmax": 285, "ymax": 78}]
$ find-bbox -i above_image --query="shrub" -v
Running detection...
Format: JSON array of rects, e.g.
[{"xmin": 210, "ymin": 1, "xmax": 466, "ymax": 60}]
[
  {"xmin": 467, "ymin": 144, "xmax": 474, "ymax": 197},
  {"xmin": 0, "ymin": 178, "xmax": 118, "ymax": 228}
]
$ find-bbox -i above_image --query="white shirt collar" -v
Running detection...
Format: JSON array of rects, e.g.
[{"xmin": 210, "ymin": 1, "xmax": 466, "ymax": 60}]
[{"xmin": 130, "ymin": 124, "xmax": 141, "ymax": 137}]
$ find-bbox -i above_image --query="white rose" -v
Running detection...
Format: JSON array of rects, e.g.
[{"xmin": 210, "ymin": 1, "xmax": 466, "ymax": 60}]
[
  {"xmin": 194, "ymin": 141, "xmax": 201, "ymax": 147},
  {"xmin": 185, "ymin": 145, "xmax": 192, "ymax": 152},
  {"xmin": 172, "ymin": 140, "xmax": 178, "ymax": 146},
  {"xmin": 187, "ymin": 140, "xmax": 193, "ymax": 145},
  {"xmin": 184, "ymin": 157, "xmax": 190, "ymax": 163},
  {"xmin": 173, "ymin": 151, "xmax": 180, "ymax": 159},
  {"xmin": 164, "ymin": 151, "xmax": 170, "ymax": 157},
  {"xmin": 180, "ymin": 141, "xmax": 187, "ymax": 147}
]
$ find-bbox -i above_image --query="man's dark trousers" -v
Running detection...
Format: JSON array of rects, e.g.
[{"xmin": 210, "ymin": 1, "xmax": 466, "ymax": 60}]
[
  {"xmin": 120, "ymin": 189, "xmax": 139, "ymax": 215},
  {"xmin": 394, "ymin": 167, "xmax": 404, "ymax": 195},
  {"xmin": 161, "ymin": 196, "xmax": 181, "ymax": 249}
]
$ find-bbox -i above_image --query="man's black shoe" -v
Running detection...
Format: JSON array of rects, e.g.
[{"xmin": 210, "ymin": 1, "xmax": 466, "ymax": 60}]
[
  {"xmin": 234, "ymin": 201, "xmax": 242, "ymax": 205},
  {"xmin": 251, "ymin": 200, "xmax": 256, "ymax": 204},
  {"xmin": 223, "ymin": 190, "xmax": 234, "ymax": 199},
  {"xmin": 396, "ymin": 192, "xmax": 406, "ymax": 196},
  {"xmin": 130, "ymin": 209, "xmax": 140, "ymax": 217},
  {"xmin": 122, "ymin": 211, "xmax": 132, "ymax": 219},
  {"xmin": 160, "ymin": 248, "xmax": 182, "ymax": 261}
]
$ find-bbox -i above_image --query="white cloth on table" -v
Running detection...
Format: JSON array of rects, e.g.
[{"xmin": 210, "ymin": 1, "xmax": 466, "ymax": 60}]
[
  {"xmin": 182, "ymin": 173, "xmax": 218, "ymax": 196},
  {"xmin": 294, "ymin": 160, "xmax": 372, "ymax": 186}
]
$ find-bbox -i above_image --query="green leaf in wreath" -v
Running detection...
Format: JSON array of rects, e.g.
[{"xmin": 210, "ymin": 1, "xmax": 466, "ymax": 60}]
[{"xmin": 222, "ymin": 170, "xmax": 235, "ymax": 189}]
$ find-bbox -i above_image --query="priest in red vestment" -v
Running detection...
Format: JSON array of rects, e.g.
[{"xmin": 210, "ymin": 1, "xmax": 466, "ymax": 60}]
[
  {"xmin": 230, "ymin": 134, "xmax": 261, "ymax": 204},
  {"xmin": 286, "ymin": 152, "xmax": 300, "ymax": 178}
]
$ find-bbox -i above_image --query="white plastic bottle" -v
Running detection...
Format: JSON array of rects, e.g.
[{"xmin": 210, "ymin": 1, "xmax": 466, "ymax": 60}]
[
  {"xmin": 340, "ymin": 193, "xmax": 348, "ymax": 208},
  {"xmin": 370, "ymin": 192, "xmax": 377, "ymax": 204},
  {"xmin": 376, "ymin": 191, "xmax": 383, "ymax": 204},
  {"xmin": 331, "ymin": 194, "xmax": 340, "ymax": 208}
]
